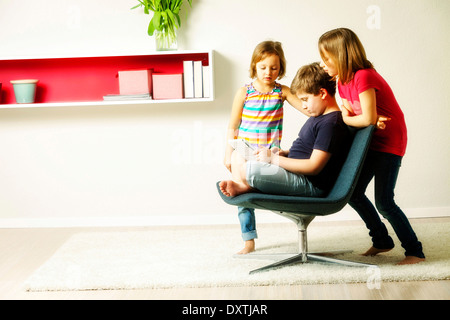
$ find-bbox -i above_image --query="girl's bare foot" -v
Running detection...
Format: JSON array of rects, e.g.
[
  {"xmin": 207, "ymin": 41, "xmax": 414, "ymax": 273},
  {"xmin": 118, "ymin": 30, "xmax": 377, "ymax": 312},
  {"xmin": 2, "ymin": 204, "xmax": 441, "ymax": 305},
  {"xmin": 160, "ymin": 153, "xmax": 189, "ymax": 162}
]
[
  {"xmin": 219, "ymin": 180, "xmax": 251, "ymax": 197},
  {"xmin": 362, "ymin": 246, "xmax": 393, "ymax": 256},
  {"xmin": 397, "ymin": 256, "xmax": 425, "ymax": 265},
  {"xmin": 236, "ymin": 239, "xmax": 255, "ymax": 255}
]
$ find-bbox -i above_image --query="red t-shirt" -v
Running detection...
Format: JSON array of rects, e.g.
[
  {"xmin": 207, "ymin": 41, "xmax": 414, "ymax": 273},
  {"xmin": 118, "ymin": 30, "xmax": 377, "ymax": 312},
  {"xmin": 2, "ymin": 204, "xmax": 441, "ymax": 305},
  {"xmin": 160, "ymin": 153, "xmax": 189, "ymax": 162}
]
[{"xmin": 338, "ymin": 68, "xmax": 407, "ymax": 156}]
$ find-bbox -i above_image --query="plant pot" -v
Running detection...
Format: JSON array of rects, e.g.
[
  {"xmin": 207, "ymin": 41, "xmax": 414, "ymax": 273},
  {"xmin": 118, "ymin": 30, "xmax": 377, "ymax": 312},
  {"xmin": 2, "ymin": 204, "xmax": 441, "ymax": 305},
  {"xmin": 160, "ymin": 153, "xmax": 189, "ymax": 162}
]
[
  {"xmin": 155, "ymin": 29, "xmax": 177, "ymax": 51},
  {"xmin": 10, "ymin": 79, "xmax": 39, "ymax": 103}
]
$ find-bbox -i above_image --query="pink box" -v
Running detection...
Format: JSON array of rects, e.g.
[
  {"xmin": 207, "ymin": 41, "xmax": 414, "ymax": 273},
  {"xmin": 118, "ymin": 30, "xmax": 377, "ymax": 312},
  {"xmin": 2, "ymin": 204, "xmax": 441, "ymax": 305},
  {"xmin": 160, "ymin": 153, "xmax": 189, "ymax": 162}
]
[
  {"xmin": 152, "ymin": 74, "xmax": 183, "ymax": 100},
  {"xmin": 118, "ymin": 69, "xmax": 152, "ymax": 95}
]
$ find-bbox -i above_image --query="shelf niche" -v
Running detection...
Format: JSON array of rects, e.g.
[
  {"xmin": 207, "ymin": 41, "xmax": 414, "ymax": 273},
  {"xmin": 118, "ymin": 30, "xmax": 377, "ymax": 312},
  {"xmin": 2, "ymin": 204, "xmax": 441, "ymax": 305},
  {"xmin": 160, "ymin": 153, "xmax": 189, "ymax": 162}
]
[{"xmin": 0, "ymin": 50, "xmax": 213, "ymax": 108}]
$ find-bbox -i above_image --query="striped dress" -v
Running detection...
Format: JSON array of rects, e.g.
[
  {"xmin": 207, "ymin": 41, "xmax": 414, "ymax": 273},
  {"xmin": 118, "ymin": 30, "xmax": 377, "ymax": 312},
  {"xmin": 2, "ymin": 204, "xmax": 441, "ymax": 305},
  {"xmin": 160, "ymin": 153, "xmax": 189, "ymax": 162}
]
[{"xmin": 237, "ymin": 82, "xmax": 283, "ymax": 148}]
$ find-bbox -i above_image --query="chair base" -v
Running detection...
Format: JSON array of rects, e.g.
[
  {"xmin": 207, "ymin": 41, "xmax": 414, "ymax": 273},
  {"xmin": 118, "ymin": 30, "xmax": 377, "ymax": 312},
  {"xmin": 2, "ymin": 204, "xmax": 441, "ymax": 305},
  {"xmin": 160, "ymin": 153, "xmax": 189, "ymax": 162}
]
[
  {"xmin": 237, "ymin": 212, "xmax": 374, "ymax": 274},
  {"xmin": 236, "ymin": 251, "xmax": 373, "ymax": 274}
]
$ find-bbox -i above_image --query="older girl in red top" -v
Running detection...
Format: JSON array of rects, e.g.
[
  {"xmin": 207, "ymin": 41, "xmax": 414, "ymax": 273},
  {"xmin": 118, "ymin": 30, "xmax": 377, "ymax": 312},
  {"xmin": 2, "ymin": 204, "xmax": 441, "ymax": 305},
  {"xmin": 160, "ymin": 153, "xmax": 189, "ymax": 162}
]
[{"xmin": 318, "ymin": 28, "xmax": 425, "ymax": 265}]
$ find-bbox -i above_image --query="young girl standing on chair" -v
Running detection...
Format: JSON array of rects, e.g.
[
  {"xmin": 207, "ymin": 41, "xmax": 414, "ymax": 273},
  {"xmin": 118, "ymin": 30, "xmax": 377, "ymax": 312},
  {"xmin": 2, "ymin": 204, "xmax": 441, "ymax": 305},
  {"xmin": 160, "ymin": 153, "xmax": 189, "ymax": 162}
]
[
  {"xmin": 224, "ymin": 41, "xmax": 304, "ymax": 254},
  {"xmin": 318, "ymin": 28, "xmax": 425, "ymax": 265}
]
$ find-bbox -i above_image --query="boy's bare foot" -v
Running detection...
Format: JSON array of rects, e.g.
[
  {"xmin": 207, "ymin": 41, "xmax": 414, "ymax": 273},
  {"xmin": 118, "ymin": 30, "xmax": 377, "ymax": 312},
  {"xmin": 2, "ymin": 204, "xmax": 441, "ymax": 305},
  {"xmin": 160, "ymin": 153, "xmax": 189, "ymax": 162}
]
[
  {"xmin": 362, "ymin": 246, "xmax": 393, "ymax": 256},
  {"xmin": 397, "ymin": 256, "xmax": 425, "ymax": 265},
  {"xmin": 219, "ymin": 180, "xmax": 251, "ymax": 197},
  {"xmin": 236, "ymin": 240, "xmax": 255, "ymax": 255}
]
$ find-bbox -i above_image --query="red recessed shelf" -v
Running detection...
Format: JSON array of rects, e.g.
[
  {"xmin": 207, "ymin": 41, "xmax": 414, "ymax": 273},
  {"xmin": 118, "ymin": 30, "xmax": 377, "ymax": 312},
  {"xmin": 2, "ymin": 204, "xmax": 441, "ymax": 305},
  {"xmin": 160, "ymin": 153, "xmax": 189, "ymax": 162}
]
[{"xmin": 0, "ymin": 50, "xmax": 213, "ymax": 108}]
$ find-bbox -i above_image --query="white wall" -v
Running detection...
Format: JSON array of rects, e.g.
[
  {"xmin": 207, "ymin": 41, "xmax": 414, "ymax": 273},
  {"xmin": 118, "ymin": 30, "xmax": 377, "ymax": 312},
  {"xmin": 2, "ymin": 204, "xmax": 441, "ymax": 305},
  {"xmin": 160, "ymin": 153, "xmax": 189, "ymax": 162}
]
[{"xmin": 0, "ymin": 0, "xmax": 449, "ymax": 227}]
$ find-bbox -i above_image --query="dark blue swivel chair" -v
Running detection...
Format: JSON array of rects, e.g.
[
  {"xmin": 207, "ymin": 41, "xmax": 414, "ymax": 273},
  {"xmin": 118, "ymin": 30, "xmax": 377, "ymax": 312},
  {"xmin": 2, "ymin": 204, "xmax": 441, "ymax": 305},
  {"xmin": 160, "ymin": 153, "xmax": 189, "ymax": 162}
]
[{"xmin": 217, "ymin": 125, "xmax": 375, "ymax": 274}]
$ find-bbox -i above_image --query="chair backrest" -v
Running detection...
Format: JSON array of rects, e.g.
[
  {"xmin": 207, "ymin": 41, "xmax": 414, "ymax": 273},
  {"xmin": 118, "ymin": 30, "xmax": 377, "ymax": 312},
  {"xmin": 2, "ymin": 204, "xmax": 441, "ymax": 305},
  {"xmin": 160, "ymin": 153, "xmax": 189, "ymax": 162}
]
[{"xmin": 325, "ymin": 125, "xmax": 374, "ymax": 202}]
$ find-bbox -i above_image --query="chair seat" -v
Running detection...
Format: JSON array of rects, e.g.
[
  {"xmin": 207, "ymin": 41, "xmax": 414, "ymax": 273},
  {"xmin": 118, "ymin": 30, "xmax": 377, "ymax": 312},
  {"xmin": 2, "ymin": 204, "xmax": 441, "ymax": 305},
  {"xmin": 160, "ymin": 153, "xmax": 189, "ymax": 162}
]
[{"xmin": 216, "ymin": 183, "xmax": 347, "ymax": 216}]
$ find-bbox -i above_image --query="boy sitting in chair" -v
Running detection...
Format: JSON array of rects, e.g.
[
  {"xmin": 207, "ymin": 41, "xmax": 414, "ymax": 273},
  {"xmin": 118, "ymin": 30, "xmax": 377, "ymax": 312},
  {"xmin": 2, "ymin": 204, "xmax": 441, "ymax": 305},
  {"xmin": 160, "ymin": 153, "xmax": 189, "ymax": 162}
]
[{"xmin": 220, "ymin": 62, "xmax": 352, "ymax": 199}]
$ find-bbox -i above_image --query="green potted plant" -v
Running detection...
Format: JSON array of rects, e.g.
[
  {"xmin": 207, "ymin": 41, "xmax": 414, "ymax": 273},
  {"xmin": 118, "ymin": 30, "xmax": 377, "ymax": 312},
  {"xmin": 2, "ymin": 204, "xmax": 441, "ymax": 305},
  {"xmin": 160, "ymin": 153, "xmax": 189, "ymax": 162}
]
[{"xmin": 132, "ymin": 0, "xmax": 193, "ymax": 51}]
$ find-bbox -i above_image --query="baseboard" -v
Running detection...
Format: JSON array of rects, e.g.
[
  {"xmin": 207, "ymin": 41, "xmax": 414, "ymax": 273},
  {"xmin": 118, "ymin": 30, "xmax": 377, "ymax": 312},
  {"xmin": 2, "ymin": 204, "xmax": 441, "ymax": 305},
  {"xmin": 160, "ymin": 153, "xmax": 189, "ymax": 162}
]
[{"xmin": 0, "ymin": 207, "xmax": 449, "ymax": 228}]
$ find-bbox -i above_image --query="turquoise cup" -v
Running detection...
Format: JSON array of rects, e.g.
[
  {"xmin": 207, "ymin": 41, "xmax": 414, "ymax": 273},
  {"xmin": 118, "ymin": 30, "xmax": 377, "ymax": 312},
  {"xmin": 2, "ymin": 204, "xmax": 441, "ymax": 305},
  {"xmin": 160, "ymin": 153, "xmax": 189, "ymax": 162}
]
[{"xmin": 10, "ymin": 79, "xmax": 39, "ymax": 104}]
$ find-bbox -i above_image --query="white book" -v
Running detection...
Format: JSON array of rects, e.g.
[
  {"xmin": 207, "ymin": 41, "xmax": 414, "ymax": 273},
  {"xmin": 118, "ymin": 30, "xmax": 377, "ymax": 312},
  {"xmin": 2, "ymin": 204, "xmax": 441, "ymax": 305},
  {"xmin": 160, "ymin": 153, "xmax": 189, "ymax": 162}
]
[
  {"xmin": 193, "ymin": 61, "xmax": 203, "ymax": 98},
  {"xmin": 202, "ymin": 65, "xmax": 210, "ymax": 98},
  {"xmin": 103, "ymin": 93, "xmax": 152, "ymax": 101},
  {"xmin": 183, "ymin": 60, "xmax": 194, "ymax": 98}
]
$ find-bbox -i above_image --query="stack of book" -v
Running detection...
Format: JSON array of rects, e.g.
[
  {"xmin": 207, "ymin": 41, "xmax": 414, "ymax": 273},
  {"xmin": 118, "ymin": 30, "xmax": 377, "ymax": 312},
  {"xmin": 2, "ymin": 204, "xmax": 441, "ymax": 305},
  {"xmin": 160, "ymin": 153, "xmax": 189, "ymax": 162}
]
[
  {"xmin": 103, "ymin": 93, "xmax": 152, "ymax": 101},
  {"xmin": 103, "ymin": 69, "xmax": 153, "ymax": 101},
  {"xmin": 183, "ymin": 60, "xmax": 210, "ymax": 99}
]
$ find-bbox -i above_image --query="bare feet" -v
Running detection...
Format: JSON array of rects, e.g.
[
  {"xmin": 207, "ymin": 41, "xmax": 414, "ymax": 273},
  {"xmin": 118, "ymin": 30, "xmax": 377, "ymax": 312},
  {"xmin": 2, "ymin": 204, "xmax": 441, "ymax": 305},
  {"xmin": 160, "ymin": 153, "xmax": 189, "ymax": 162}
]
[
  {"xmin": 397, "ymin": 256, "xmax": 425, "ymax": 265},
  {"xmin": 236, "ymin": 240, "xmax": 255, "ymax": 255},
  {"xmin": 219, "ymin": 180, "xmax": 252, "ymax": 197},
  {"xmin": 362, "ymin": 246, "xmax": 393, "ymax": 256},
  {"xmin": 363, "ymin": 246, "xmax": 425, "ymax": 265}
]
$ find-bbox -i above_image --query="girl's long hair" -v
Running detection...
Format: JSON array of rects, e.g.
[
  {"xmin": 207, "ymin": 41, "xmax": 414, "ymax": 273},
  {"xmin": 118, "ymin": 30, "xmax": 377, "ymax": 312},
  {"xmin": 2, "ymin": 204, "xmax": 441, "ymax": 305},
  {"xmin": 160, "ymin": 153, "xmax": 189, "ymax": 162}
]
[{"xmin": 318, "ymin": 28, "xmax": 373, "ymax": 84}]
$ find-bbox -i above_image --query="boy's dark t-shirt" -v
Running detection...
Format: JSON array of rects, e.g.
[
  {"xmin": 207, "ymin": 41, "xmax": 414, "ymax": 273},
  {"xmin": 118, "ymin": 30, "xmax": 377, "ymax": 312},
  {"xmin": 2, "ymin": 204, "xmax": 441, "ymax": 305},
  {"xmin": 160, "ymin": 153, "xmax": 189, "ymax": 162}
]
[{"xmin": 288, "ymin": 111, "xmax": 351, "ymax": 192}]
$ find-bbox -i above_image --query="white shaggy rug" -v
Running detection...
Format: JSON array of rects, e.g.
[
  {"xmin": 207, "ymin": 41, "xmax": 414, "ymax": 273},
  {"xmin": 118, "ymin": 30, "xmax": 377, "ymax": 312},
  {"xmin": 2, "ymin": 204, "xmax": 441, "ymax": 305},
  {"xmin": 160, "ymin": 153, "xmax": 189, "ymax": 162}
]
[{"xmin": 24, "ymin": 220, "xmax": 450, "ymax": 291}]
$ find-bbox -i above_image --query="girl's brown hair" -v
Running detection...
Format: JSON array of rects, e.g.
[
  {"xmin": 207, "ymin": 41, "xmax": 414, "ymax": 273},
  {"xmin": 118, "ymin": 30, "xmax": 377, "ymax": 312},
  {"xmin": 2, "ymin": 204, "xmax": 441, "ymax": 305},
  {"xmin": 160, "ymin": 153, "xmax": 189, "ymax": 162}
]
[
  {"xmin": 249, "ymin": 41, "xmax": 286, "ymax": 79},
  {"xmin": 318, "ymin": 28, "xmax": 373, "ymax": 84}
]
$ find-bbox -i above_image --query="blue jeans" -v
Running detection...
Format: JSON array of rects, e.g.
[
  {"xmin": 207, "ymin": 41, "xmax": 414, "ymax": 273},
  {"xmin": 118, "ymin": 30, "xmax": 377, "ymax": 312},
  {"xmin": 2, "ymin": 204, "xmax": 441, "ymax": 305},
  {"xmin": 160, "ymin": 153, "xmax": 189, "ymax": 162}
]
[
  {"xmin": 238, "ymin": 207, "xmax": 257, "ymax": 241},
  {"xmin": 349, "ymin": 150, "xmax": 425, "ymax": 258},
  {"xmin": 245, "ymin": 161, "xmax": 324, "ymax": 196},
  {"xmin": 237, "ymin": 161, "xmax": 324, "ymax": 241}
]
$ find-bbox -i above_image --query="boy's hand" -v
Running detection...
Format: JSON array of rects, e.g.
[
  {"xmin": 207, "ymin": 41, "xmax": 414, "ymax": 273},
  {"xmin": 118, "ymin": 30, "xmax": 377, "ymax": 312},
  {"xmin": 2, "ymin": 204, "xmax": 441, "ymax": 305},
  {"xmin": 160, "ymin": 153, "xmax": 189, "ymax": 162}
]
[
  {"xmin": 377, "ymin": 115, "xmax": 391, "ymax": 130},
  {"xmin": 270, "ymin": 146, "xmax": 280, "ymax": 154},
  {"xmin": 271, "ymin": 147, "xmax": 288, "ymax": 157},
  {"xmin": 256, "ymin": 147, "xmax": 275, "ymax": 163}
]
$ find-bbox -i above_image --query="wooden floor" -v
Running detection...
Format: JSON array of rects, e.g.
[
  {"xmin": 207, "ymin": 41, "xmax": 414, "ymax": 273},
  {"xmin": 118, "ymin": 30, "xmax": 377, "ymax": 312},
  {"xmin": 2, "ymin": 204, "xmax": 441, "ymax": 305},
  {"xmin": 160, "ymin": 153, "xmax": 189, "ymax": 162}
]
[{"xmin": 0, "ymin": 218, "xmax": 449, "ymax": 300}]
